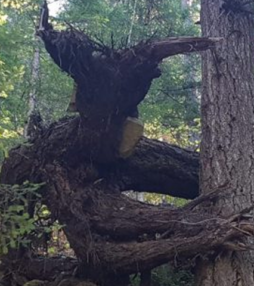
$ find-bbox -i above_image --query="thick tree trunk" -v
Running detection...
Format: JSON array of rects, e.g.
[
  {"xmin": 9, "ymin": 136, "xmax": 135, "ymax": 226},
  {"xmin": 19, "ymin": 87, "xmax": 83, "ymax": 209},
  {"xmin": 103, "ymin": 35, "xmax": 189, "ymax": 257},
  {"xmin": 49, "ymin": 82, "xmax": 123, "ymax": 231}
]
[{"xmin": 197, "ymin": 0, "xmax": 254, "ymax": 285}]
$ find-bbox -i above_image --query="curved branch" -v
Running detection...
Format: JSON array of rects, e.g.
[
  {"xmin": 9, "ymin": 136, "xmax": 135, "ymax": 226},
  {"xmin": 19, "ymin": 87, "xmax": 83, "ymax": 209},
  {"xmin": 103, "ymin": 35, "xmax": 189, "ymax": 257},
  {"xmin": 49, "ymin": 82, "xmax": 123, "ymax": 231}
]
[
  {"xmin": 92, "ymin": 219, "xmax": 251, "ymax": 275},
  {"xmin": 119, "ymin": 137, "xmax": 199, "ymax": 199},
  {"xmin": 1, "ymin": 121, "xmax": 252, "ymax": 284},
  {"xmin": 0, "ymin": 117, "xmax": 198, "ymax": 199},
  {"xmin": 46, "ymin": 174, "xmax": 253, "ymax": 277}
]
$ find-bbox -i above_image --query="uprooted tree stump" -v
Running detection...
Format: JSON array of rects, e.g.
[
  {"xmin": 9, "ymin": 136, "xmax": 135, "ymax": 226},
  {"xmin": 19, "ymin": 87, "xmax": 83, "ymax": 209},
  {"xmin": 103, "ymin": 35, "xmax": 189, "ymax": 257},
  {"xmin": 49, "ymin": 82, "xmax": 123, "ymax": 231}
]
[{"xmin": 1, "ymin": 3, "xmax": 254, "ymax": 286}]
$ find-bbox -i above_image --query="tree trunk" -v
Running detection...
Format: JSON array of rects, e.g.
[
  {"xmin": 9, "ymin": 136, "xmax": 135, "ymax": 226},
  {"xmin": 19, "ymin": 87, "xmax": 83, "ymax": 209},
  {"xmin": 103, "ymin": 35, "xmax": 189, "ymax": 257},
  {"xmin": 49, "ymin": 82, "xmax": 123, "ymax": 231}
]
[
  {"xmin": 23, "ymin": 40, "xmax": 40, "ymax": 139},
  {"xmin": 127, "ymin": 0, "xmax": 137, "ymax": 46},
  {"xmin": 181, "ymin": 0, "xmax": 197, "ymax": 104},
  {"xmin": 197, "ymin": 0, "xmax": 254, "ymax": 285}
]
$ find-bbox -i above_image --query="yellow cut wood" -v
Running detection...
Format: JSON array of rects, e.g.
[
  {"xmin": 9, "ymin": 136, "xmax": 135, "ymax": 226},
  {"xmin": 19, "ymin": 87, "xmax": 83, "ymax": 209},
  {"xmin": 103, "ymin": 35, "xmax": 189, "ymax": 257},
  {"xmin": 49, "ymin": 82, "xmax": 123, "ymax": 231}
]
[{"xmin": 119, "ymin": 117, "xmax": 144, "ymax": 158}]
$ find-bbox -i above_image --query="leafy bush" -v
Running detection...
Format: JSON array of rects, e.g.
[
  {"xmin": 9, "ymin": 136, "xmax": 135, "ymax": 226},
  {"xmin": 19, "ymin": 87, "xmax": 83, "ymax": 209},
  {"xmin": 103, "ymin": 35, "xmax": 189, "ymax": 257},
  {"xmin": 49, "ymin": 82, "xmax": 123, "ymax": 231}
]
[
  {"xmin": 0, "ymin": 182, "xmax": 43, "ymax": 255},
  {"xmin": 131, "ymin": 265, "xmax": 194, "ymax": 286}
]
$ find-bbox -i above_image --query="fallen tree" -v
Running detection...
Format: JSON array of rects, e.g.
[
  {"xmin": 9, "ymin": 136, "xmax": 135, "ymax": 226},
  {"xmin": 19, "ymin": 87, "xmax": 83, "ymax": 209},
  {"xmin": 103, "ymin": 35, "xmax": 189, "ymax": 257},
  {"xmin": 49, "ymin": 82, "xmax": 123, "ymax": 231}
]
[{"xmin": 1, "ymin": 2, "xmax": 253, "ymax": 286}]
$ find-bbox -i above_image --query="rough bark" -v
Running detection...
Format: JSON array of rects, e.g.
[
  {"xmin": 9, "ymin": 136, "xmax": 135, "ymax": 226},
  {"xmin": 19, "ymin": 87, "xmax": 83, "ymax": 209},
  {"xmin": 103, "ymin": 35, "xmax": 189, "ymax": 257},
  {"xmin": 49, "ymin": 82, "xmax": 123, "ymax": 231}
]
[
  {"xmin": 0, "ymin": 117, "xmax": 199, "ymax": 199},
  {"xmin": 2, "ymin": 4, "xmax": 253, "ymax": 286},
  {"xmin": 0, "ymin": 256, "xmax": 78, "ymax": 283},
  {"xmin": 0, "ymin": 116, "xmax": 200, "ymax": 285},
  {"xmin": 38, "ymin": 28, "xmax": 220, "ymax": 122},
  {"xmin": 1, "ymin": 179, "xmax": 253, "ymax": 284},
  {"xmin": 196, "ymin": 0, "xmax": 254, "ymax": 285},
  {"xmin": 119, "ymin": 137, "xmax": 199, "ymax": 198},
  {"xmin": 1, "ymin": 116, "xmax": 254, "ymax": 286}
]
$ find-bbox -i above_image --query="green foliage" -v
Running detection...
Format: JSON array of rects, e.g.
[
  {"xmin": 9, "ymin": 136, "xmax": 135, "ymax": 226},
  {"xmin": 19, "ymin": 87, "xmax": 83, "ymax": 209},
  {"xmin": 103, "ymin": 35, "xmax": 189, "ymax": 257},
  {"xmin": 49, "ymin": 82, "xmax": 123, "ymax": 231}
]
[
  {"xmin": 34, "ymin": 204, "xmax": 66, "ymax": 253},
  {"xmin": 0, "ymin": 1, "xmax": 73, "ymax": 164},
  {"xmin": 0, "ymin": 181, "xmax": 66, "ymax": 256},
  {"xmin": 140, "ymin": 53, "xmax": 201, "ymax": 150},
  {"xmin": 144, "ymin": 193, "xmax": 189, "ymax": 207},
  {"xmin": 152, "ymin": 265, "xmax": 194, "ymax": 286},
  {"xmin": 0, "ymin": 4, "xmax": 33, "ymax": 162},
  {"xmin": 131, "ymin": 265, "xmax": 194, "ymax": 286},
  {"xmin": 63, "ymin": 0, "xmax": 199, "ymax": 45},
  {"xmin": 0, "ymin": 182, "xmax": 43, "ymax": 255}
]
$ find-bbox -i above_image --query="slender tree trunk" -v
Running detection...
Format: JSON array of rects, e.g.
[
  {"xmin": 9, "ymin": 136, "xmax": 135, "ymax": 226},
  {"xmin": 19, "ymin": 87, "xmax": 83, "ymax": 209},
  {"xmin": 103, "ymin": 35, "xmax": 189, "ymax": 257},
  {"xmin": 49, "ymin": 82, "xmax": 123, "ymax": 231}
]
[
  {"xmin": 181, "ymin": 0, "xmax": 193, "ymax": 8},
  {"xmin": 23, "ymin": 39, "xmax": 40, "ymax": 139},
  {"xmin": 181, "ymin": 0, "xmax": 199, "ymax": 146},
  {"xmin": 127, "ymin": 0, "xmax": 137, "ymax": 46},
  {"xmin": 181, "ymin": 0, "xmax": 195, "ymax": 95},
  {"xmin": 196, "ymin": 0, "xmax": 254, "ymax": 285}
]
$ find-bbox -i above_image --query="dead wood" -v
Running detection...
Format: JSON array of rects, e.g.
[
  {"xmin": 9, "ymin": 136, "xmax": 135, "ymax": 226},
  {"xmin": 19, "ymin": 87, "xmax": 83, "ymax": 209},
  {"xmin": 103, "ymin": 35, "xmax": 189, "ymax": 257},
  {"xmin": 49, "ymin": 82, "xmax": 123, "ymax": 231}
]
[
  {"xmin": 37, "ymin": 28, "xmax": 221, "ymax": 120},
  {"xmin": 0, "ymin": 256, "xmax": 78, "ymax": 283},
  {"xmin": 0, "ymin": 4, "xmax": 233, "ymax": 286},
  {"xmin": 0, "ymin": 116, "xmax": 199, "ymax": 199},
  {"xmin": 1, "ymin": 114, "xmax": 253, "ymax": 285}
]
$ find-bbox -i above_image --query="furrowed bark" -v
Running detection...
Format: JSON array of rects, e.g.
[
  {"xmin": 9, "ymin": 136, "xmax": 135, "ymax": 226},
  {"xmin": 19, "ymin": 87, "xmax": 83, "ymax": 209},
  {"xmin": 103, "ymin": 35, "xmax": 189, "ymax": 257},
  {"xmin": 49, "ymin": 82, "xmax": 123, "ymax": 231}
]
[
  {"xmin": 0, "ymin": 256, "xmax": 78, "ymax": 282},
  {"xmin": 196, "ymin": 0, "xmax": 254, "ymax": 285},
  {"xmin": 0, "ymin": 117, "xmax": 199, "ymax": 199},
  {"xmin": 117, "ymin": 137, "xmax": 199, "ymax": 198}
]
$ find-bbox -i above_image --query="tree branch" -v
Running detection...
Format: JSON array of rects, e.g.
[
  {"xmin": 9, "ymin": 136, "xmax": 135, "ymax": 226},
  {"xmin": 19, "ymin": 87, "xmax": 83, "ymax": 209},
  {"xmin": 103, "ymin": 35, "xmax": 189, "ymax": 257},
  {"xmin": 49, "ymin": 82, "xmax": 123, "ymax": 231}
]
[
  {"xmin": 1, "ymin": 121, "xmax": 253, "ymax": 284},
  {"xmin": 118, "ymin": 137, "xmax": 199, "ymax": 199},
  {"xmin": 1, "ymin": 117, "xmax": 198, "ymax": 199},
  {"xmin": 148, "ymin": 37, "xmax": 223, "ymax": 62}
]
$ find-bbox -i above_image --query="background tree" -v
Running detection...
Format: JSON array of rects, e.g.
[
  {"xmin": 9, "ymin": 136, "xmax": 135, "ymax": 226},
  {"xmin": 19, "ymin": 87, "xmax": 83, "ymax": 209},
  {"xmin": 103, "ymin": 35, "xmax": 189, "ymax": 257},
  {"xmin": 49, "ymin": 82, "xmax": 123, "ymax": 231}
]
[{"xmin": 0, "ymin": 0, "xmax": 72, "ymax": 162}]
